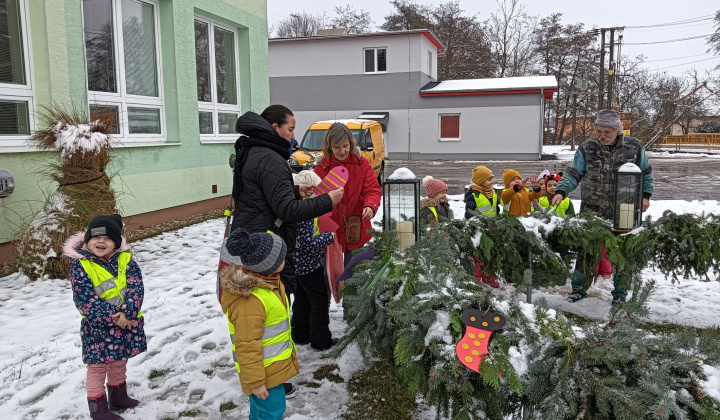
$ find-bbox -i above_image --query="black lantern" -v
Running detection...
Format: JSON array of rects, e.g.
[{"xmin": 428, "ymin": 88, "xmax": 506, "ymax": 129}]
[
  {"xmin": 612, "ymin": 163, "xmax": 644, "ymax": 232},
  {"xmin": 383, "ymin": 169, "xmax": 421, "ymax": 249}
]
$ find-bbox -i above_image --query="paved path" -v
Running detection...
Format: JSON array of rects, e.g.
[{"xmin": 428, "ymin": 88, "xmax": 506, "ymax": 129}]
[{"xmin": 387, "ymin": 154, "xmax": 717, "ymax": 200}]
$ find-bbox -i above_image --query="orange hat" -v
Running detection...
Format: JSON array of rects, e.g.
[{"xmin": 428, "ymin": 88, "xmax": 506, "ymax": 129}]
[
  {"xmin": 502, "ymin": 169, "xmax": 521, "ymax": 186},
  {"xmin": 471, "ymin": 166, "xmax": 493, "ymax": 186}
]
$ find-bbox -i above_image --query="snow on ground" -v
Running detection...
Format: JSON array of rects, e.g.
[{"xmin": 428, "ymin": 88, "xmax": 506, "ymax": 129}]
[
  {"xmin": 543, "ymin": 144, "xmax": 720, "ymax": 160},
  {"xmin": 0, "ymin": 221, "xmax": 362, "ymax": 419},
  {"xmin": 1, "ymin": 198, "xmax": 719, "ymax": 419}
]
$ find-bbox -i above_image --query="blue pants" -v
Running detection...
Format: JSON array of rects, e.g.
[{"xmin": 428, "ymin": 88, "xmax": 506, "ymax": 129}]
[{"xmin": 249, "ymin": 384, "xmax": 285, "ymax": 420}]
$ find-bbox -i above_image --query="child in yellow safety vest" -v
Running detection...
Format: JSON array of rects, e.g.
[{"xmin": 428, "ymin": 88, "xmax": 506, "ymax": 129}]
[
  {"xmin": 500, "ymin": 169, "xmax": 544, "ymax": 216},
  {"xmin": 220, "ymin": 228, "xmax": 299, "ymax": 420},
  {"xmin": 63, "ymin": 214, "xmax": 146, "ymax": 420},
  {"xmin": 538, "ymin": 173, "xmax": 575, "ymax": 216},
  {"xmin": 464, "ymin": 166, "xmax": 501, "ymax": 288},
  {"xmin": 420, "ymin": 176, "xmax": 451, "ymax": 224},
  {"xmin": 291, "ymin": 170, "xmax": 338, "ymax": 351}
]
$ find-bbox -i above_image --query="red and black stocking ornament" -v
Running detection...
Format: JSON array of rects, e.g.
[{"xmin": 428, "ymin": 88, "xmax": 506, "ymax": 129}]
[{"xmin": 455, "ymin": 308, "xmax": 506, "ymax": 373}]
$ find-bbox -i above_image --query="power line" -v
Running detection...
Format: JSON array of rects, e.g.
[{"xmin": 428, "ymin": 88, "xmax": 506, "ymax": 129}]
[
  {"xmin": 625, "ymin": 15, "xmax": 714, "ymax": 29},
  {"xmin": 648, "ymin": 56, "xmax": 719, "ymax": 72},
  {"xmin": 625, "ymin": 22, "xmax": 713, "ymax": 32},
  {"xmin": 643, "ymin": 53, "xmax": 712, "ymax": 63},
  {"xmin": 623, "ymin": 34, "xmax": 713, "ymax": 45}
]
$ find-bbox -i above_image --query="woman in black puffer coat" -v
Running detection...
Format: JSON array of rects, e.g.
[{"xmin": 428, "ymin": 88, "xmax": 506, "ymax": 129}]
[{"xmin": 231, "ymin": 105, "xmax": 343, "ymax": 294}]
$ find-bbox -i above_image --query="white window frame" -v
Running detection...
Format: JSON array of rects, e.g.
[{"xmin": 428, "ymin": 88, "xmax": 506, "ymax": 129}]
[
  {"xmin": 0, "ymin": 0, "xmax": 36, "ymax": 149},
  {"xmin": 427, "ymin": 50, "xmax": 432, "ymax": 76},
  {"xmin": 438, "ymin": 113, "xmax": 461, "ymax": 141},
  {"xmin": 83, "ymin": 0, "xmax": 166, "ymax": 144},
  {"xmin": 195, "ymin": 16, "xmax": 241, "ymax": 143},
  {"xmin": 363, "ymin": 47, "xmax": 387, "ymax": 74}
]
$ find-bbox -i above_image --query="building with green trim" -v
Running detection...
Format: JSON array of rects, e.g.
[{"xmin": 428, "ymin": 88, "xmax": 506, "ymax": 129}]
[{"xmin": 0, "ymin": 0, "xmax": 269, "ymax": 262}]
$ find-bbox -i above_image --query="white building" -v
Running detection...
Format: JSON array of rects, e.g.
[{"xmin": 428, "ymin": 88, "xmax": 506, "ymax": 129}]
[{"xmin": 268, "ymin": 30, "xmax": 557, "ymax": 160}]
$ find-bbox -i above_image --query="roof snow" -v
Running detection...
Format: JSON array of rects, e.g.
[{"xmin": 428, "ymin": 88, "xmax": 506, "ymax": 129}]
[
  {"xmin": 420, "ymin": 75, "xmax": 558, "ymax": 93},
  {"xmin": 388, "ymin": 167, "xmax": 417, "ymax": 180}
]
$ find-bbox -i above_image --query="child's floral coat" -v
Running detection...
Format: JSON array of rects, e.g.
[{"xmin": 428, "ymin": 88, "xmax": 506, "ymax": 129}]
[{"xmin": 63, "ymin": 233, "xmax": 147, "ymax": 365}]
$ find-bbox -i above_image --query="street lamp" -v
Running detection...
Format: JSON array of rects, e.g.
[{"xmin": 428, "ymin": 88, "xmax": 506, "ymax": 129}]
[{"xmin": 383, "ymin": 168, "xmax": 420, "ymax": 250}]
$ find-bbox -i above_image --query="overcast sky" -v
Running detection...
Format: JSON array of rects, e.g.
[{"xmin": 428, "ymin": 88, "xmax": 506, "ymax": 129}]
[{"xmin": 267, "ymin": 0, "xmax": 720, "ymax": 78}]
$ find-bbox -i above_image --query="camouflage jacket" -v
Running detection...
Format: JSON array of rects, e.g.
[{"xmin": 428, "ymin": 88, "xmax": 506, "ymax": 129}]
[{"xmin": 555, "ymin": 135, "xmax": 654, "ymax": 220}]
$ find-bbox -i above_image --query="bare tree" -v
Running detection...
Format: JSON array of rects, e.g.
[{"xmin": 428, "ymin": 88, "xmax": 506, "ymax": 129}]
[
  {"xmin": 331, "ymin": 5, "xmax": 373, "ymax": 34},
  {"xmin": 486, "ymin": 0, "xmax": 538, "ymax": 77},
  {"xmin": 275, "ymin": 11, "xmax": 327, "ymax": 38},
  {"xmin": 432, "ymin": 2, "xmax": 494, "ymax": 79},
  {"xmin": 381, "ymin": 0, "xmax": 434, "ymax": 31},
  {"xmin": 708, "ymin": 10, "xmax": 720, "ymax": 61}
]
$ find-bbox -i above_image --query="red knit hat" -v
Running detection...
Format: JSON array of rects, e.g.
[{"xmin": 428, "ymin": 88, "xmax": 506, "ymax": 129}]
[
  {"xmin": 423, "ymin": 176, "xmax": 448, "ymax": 198},
  {"xmin": 544, "ymin": 172, "xmax": 563, "ymax": 188}
]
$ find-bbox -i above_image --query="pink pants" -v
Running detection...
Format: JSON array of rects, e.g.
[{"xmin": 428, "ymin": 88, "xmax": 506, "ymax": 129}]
[{"xmin": 87, "ymin": 359, "xmax": 127, "ymax": 398}]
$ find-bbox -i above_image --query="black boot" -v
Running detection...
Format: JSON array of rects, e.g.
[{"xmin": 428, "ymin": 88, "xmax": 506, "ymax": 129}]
[
  {"xmin": 107, "ymin": 382, "xmax": 139, "ymax": 410},
  {"xmin": 88, "ymin": 395, "xmax": 123, "ymax": 420}
]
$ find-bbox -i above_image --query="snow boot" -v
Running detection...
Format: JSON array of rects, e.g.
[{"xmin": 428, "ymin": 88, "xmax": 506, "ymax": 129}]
[
  {"xmin": 283, "ymin": 382, "xmax": 297, "ymax": 399},
  {"xmin": 88, "ymin": 395, "xmax": 123, "ymax": 420},
  {"xmin": 107, "ymin": 383, "xmax": 138, "ymax": 410},
  {"xmin": 567, "ymin": 292, "xmax": 586, "ymax": 303}
]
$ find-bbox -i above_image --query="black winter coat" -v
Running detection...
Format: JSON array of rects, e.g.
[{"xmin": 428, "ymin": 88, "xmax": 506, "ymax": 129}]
[{"xmin": 231, "ymin": 112, "xmax": 333, "ymax": 293}]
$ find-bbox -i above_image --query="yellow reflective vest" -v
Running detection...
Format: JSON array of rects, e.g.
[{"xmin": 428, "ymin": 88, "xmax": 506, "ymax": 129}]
[
  {"xmin": 226, "ymin": 287, "xmax": 295, "ymax": 372},
  {"xmin": 473, "ymin": 192, "xmax": 498, "ymax": 216},
  {"xmin": 79, "ymin": 252, "xmax": 143, "ymax": 318},
  {"xmin": 538, "ymin": 195, "xmax": 572, "ymax": 216}
]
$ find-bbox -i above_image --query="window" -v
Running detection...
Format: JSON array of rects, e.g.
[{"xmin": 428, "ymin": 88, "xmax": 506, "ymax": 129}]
[
  {"xmin": 83, "ymin": 0, "xmax": 164, "ymax": 141},
  {"xmin": 195, "ymin": 17, "xmax": 240, "ymax": 140},
  {"xmin": 427, "ymin": 51, "xmax": 432, "ymax": 76},
  {"xmin": 364, "ymin": 47, "xmax": 387, "ymax": 74},
  {"xmin": 439, "ymin": 114, "xmax": 460, "ymax": 141},
  {"xmin": 1, "ymin": 0, "xmax": 34, "ymax": 145}
]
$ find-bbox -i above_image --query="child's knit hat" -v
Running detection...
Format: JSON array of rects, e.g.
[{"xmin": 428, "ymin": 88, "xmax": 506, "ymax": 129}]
[
  {"xmin": 294, "ymin": 170, "xmax": 322, "ymax": 187},
  {"xmin": 502, "ymin": 169, "xmax": 521, "ymax": 187},
  {"xmin": 422, "ymin": 176, "xmax": 447, "ymax": 198},
  {"xmin": 545, "ymin": 172, "xmax": 563, "ymax": 187},
  {"xmin": 85, "ymin": 214, "xmax": 123, "ymax": 249},
  {"xmin": 471, "ymin": 166, "xmax": 493, "ymax": 186},
  {"xmin": 226, "ymin": 228, "xmax": 287, "ymax": 276}
]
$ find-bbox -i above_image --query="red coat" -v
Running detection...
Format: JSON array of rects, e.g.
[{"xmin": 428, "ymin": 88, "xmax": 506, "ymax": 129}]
[{"xmin": 315, "ymin": 154, "xmax": 381, "ymax": 251}]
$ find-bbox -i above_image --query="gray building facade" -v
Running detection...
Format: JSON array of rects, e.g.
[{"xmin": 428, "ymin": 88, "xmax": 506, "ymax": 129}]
[{"xmin": 269, "ymin": 30, "xmax": 557, "ymax": 160}]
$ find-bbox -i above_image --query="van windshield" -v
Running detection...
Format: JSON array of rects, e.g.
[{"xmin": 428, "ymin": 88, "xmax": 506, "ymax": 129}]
[{"xmin": 300, "ymin": 129, "xmax": 361, "ymax": 151}]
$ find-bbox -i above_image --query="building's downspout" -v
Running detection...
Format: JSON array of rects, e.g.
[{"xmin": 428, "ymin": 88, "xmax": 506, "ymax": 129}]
[{"xmin": 539, "ymin": 88, "xmax": 545, "ymax": 160}]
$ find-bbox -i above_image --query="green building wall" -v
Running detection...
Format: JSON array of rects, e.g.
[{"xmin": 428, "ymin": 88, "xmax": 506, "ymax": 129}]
[{"xmin": 0, "ymin": 0, "xmax": 270, "ymax": 244}]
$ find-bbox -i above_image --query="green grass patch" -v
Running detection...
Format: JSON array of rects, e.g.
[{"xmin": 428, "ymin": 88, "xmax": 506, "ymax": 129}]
[
  {"xmin": 202, "ymin": 369, "xmax": 214, "ymax": 377},
  {"xmin": 299, "ymin": 381, "xmax": 322, "ymax": 388},
  {"xmin": 342, "ymin": 358, "xmax": 418, "ymax": 420},
  {"xmin": 220, "ymin": 401, "xmax": 237, "ymax": 412},
  {"xmin": 179, "ymin": 411, "xmax": 198, "ymax": 417},
  {"xmin": 313, "ymin": 364, "xmax": 344, "ymax": 383},
  {"xmin": 148, "ymin": 369, "xmax": 167, "ymax": 380}
]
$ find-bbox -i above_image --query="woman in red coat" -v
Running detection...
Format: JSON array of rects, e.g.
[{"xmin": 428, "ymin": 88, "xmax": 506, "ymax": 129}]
[{"xmin": 314, "ymin": 123, "xmax": 381, "ymax": 263}]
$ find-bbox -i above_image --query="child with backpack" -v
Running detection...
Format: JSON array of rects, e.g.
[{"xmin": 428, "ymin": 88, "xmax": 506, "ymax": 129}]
[{"xmin": 63, "ymin": 214, "xmax": 146, "ymax": 420}]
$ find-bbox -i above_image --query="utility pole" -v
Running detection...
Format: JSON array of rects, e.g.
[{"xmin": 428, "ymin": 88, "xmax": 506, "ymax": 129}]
[
  {"xmin": 571, "ymin": 93, "xmax": 578, "ymax": 150},
  {"xmin": 598, "ymin": 29, "xmax": 605, "ymax": 109},
  {"xmin": 608, "ymin": 28, "xmax": 615, "ymax": 109}
]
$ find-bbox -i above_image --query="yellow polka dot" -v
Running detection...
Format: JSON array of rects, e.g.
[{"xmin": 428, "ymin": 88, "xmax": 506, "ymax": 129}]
[
  {"xmin": 482, "ymin": 322, "xmax": 488, "ymax": 326},
  {"xmin": 462, "ymin": 343, "xmax": 469, "ymax": 350},
  {"xmin": 473, "ymin": 341, "xmax": 481, "ymax": 347},
  {"xmin": 470, "ymin": 316, "xmax": 476, "ymax": 321},
  {"xmin": 479, "ymin": 333, "xmax": 486, "ymax": 339},
  {"xmin": 471, "ymin": 350, "xmax": 480, "ymax": 356},
  {"xmin": 468, "ymin": 333, "xmax": 475, "ymax": 339},
  {"xmin": 494, "ymin": 317, "xmax": 500, "ymax": 322},
  {"xmin": 464, "ymin": 356, "xmax": 473, "ymax": 363}
]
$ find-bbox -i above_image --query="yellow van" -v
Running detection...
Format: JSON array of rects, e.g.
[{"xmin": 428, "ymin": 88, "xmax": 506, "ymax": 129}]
[{"xmin": 289, "ymin": 119, "xmax": 386, "ymax": 182}]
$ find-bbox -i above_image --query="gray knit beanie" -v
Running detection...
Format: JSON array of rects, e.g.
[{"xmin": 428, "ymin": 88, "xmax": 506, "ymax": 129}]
[
  {"xmin": 593, "ymin": 109, "xmax": 623, "ymax": 131},
  {"xmin": 225, "ymin": 228, "xmax": 287, "ymax": 276}
]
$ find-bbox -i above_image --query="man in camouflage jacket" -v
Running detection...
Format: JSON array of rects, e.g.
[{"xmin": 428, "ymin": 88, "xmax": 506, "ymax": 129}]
[{"xmin": 552, "ymin": 109, "xmax": 654, "ymax": 304}]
